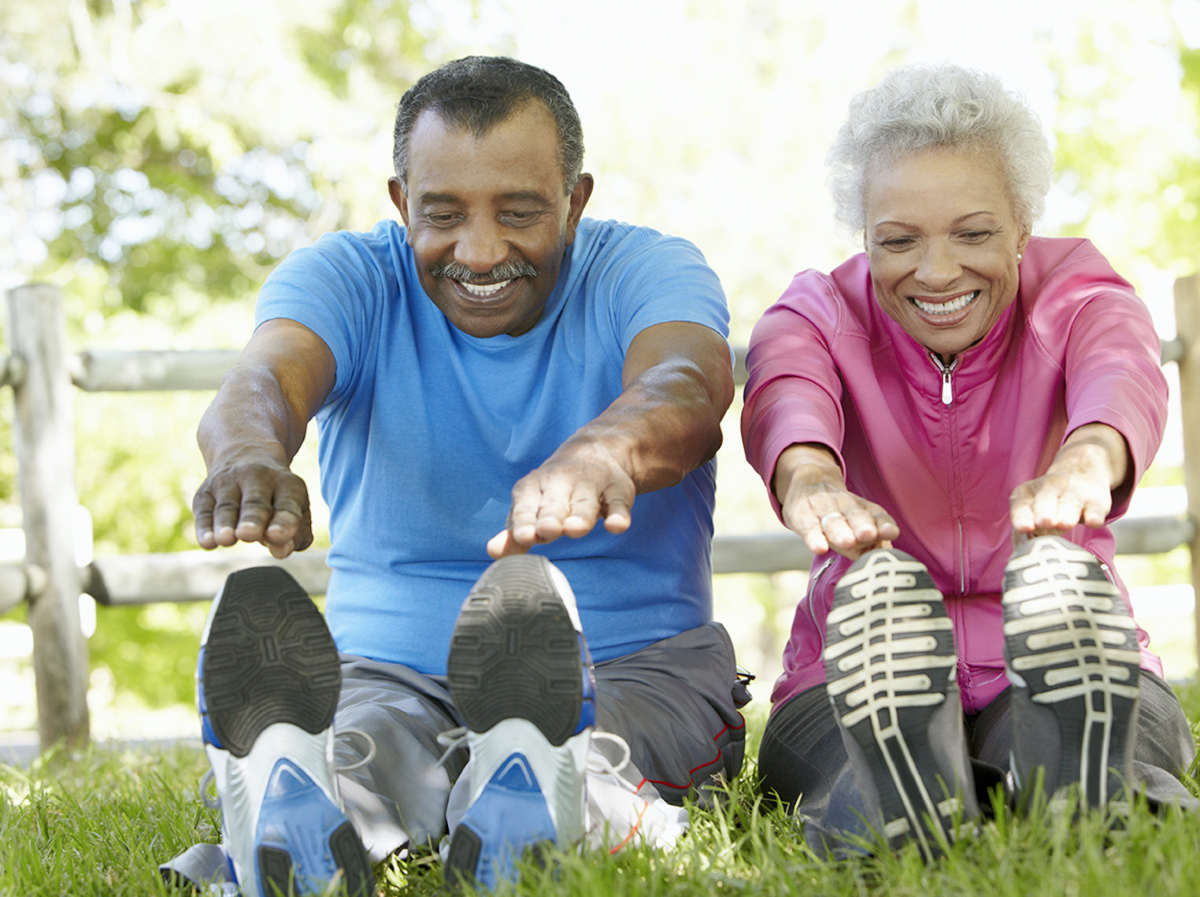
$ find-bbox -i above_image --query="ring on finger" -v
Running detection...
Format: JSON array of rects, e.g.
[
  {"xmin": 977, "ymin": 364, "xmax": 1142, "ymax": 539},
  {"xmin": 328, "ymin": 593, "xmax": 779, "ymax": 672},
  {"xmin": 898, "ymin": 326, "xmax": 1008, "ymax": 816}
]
[{"xmin": 819, "ymin": 512, "xmax": 843, "ymax": 527}]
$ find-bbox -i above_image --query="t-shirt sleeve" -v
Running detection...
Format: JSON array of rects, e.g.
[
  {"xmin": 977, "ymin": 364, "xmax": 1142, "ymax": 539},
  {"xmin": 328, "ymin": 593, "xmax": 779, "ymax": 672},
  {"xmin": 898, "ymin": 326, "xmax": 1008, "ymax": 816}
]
[
  {"xmin": 594, "ymin": 228, "xmax": 730, "ymax": 355},
  {"xmin": 254, "ymin": 230, "xmax": 388, "ymax": 406}
]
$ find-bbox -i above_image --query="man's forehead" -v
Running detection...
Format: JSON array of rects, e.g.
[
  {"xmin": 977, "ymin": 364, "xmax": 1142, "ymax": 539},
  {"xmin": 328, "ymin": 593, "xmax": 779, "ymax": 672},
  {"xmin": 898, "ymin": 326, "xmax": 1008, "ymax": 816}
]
[
  {"xmin": 406, "ymin": 103, "xmax": 565, "ymax": 195},
  {"xmin": 411, "ymin": 100, "xmax": 557, "ymax": 145}
]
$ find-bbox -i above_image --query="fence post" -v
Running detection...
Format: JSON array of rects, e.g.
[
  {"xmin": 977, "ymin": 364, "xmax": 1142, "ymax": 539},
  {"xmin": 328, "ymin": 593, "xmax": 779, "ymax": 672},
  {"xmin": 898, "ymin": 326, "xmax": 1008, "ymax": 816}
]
[
  {"xmin": 1174, "ymin": 274, "xmax": 1200, "ymax": 673},
  {"xmin": 6, "ymin": 284, "xmax": 90, "ymax": 751}
]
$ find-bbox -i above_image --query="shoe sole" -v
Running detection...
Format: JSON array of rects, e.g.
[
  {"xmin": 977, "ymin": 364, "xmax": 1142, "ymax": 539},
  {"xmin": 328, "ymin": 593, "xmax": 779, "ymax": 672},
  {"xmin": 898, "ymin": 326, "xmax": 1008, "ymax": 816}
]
[
  {"xmin": 447, "ymin": 555, "xmax": 584, "ymax": 747},
  {"xmin": 200, "ymin": 567, "xmax": 372, "ymax": 897},
  {"xmin": 1003, "ymin": 536, "xmax": 1140, "ymax": 807},
  {"xmin": 200, "ymin": 567, "xmax": 341, "ymax": 758},
  {"xmin": 824, "ymin": 549, "xmax": 960, "ymax": 857}
]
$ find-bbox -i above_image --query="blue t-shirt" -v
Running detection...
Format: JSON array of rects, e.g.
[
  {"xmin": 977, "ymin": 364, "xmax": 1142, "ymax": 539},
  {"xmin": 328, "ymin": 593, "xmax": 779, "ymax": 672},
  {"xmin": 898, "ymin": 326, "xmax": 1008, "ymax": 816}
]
[{"xmin": 256, "ymin": 217, "xmax": 730, "ymax": 674}]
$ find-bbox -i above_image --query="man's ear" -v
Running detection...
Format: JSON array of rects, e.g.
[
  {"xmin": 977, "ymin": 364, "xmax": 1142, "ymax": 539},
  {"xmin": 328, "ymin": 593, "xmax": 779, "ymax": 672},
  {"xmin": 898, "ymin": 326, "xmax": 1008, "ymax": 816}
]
[
  {"xmin": 388, "ymin": 177, "xmax": 409, "ymax": 226},
  {"xmin": 564, "ymin": 173, "xmax": 594, "ymax": 245}
]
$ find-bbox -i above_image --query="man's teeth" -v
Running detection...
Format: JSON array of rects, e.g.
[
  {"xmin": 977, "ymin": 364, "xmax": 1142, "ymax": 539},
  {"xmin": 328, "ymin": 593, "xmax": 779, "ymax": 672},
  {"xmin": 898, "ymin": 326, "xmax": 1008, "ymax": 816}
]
[
  {"xmin": 459, "ymin": 279, "xmax": 513, "ymax": 297},
  {"xmin": 912, "ymin": 291, "xmax": 979, "ymax": 316}
]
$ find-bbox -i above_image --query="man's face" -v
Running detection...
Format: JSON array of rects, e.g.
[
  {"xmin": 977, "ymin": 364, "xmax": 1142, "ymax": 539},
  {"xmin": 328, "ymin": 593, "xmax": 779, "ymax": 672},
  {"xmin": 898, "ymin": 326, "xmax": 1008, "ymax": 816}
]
[{"xmin": 392, "ymin": 102, "xmax": 592, "ymax": 338}]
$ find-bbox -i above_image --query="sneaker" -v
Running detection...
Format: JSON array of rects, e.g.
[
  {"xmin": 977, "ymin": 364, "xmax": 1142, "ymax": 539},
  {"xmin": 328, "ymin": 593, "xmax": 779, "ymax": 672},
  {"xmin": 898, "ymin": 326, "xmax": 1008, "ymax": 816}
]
[
  {"xmin": 823, "ymin": 548, "xmax": 978, "ymax": 861},
  {"xmin": 197, "ymin": 566, "xmax": 373, "ymax": 897},
  {"xmin": 1002, "ymin": 535, "xmax": 1141, "ymax": 808},
  {"xmin": 444, "ymin": 555, "xmax": 595, "ymax": 889}
]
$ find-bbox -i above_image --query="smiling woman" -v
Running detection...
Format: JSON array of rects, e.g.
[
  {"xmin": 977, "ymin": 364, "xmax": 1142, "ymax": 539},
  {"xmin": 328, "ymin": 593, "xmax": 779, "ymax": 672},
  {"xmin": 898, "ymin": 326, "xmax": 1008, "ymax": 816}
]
[
  {"xmin": 741, "ymin": 62, "xmax": 1196, "ymax": 860},
  {"xmin": 863, "ymin": 149, "xmax": 1029, "ymax": 361}
]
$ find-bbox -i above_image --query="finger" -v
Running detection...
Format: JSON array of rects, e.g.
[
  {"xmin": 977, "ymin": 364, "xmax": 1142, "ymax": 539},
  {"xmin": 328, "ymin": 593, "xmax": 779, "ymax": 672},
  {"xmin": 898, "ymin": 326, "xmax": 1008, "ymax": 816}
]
[
  {"xmin": 841, "ymin": 506, "xmax": 899, "ymax": 545},
  {"xmin": 232, "ymin": 479, "xmax": 279, "ymax": 543},
  {"xmin": 1009, "ymin": 483, "xmax": 1038, "ymax": 534},
  {"xmin": 1049, "ymin": 494, "xmax": 1085, "ymax": 531},
  {"xmin": 264, "ymin": 538, "xmax": 295, "ymax": 560},
  {"xmin": 562, "ymin": 489, "xmax": 603, "ymax": 539},
  {"xmin": 532, "ymin": 480, "xmax": 575, "ymax": 544},
  {"xmin": 601, "ymin": 492, "xmax": 632, "ymax": 535},
  {"xmin": 192, "ymin": 489, "xmax": 218, "ymax": 550},
  {"xmin": 487, "ymin": 529, "xmax": 529, "ymax": 559},
  {"xmin": 267, "ymin": 475, "xmax": 313, "ymax": 549},
  {"xmin": 1080, "ymin": 492, "xmax": 1111, "ymax": 528},
  {"xmin": 505, "ymin": 481, "xmax": 544, "ymax": 548},
  {"xmin": 208, "ymin": 485, "xmax": 244, "ymax": 546}
]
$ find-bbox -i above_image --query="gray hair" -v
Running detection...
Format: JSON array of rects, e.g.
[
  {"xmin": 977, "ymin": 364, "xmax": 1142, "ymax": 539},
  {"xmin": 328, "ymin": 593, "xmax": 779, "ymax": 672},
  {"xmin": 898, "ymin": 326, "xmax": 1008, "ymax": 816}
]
[
  {"xmin": 393, "ymin": 56, "xmax": 584, "ymax": 195},
  {"xmin": 827, "ymin": 64, "xmax": 1054, "ymax": 233}
]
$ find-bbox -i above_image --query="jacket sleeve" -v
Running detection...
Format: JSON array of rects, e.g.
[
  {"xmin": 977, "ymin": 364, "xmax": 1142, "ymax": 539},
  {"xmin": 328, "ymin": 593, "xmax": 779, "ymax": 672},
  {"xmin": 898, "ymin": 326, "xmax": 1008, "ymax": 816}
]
[
  {"xmin": 1028, "ymin": 242, "xmax": 1168, "ymax": 517},
  {"xmin": 740, "ymin": 270, "xmax": 848, "ymax": 520}
]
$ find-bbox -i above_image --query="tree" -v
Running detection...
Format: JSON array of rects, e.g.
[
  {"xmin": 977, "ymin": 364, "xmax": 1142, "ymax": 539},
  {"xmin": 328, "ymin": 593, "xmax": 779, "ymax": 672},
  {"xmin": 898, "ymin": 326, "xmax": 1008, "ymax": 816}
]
[{"xmin": 0, "ymin": 0, "xmax": 464, "ymax": 712}]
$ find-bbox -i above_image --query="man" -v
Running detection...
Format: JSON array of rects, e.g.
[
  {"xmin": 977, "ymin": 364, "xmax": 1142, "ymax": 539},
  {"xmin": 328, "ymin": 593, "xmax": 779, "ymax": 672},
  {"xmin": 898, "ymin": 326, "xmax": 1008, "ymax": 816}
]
[{"xmin": 162, "ymin": 56, "xmax": 748, "ymax": 896}]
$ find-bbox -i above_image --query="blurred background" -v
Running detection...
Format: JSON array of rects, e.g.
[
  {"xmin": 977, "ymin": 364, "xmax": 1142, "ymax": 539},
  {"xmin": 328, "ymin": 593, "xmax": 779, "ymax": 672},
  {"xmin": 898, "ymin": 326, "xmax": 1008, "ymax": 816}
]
[{"xmin": 1, "ymin": 0, "xmax": 1198, "ymax": 741}]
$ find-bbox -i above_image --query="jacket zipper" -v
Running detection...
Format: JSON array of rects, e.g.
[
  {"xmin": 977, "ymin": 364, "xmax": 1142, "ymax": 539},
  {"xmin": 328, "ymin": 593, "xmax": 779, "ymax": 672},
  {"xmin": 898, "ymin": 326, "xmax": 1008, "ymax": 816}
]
[{"xmin": 930, "ymin": 353, "xmax": 967, "ymax": 593}]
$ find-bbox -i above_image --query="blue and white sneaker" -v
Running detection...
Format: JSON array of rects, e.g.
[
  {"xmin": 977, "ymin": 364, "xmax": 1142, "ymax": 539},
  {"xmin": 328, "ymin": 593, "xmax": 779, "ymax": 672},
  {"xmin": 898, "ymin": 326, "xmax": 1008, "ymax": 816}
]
[
  {"xmin": 197, "ymin": 566, "xmax": 373, "ymax": 897},
  {"xmin": 1003, "ymin": 535, "xmax": 1141, "ymax": 809},
  {"xmin": 444, "ymin": 555, "xmax": 595, "ymax": 889}
]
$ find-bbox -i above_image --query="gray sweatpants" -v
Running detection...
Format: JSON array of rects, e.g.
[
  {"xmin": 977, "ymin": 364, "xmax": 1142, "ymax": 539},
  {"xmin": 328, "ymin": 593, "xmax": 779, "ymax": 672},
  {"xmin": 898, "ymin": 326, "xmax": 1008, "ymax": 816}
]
[{"xmin": 333, "ymin": 621, "xmax": 750, "ymax": 861}]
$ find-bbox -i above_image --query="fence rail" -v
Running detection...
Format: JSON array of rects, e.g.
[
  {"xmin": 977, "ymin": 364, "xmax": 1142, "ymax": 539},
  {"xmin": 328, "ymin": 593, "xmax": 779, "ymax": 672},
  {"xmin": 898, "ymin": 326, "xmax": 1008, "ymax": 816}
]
[{"xmin": 4, "ymin": 278, "xmax": 1200, "ymax": 751}]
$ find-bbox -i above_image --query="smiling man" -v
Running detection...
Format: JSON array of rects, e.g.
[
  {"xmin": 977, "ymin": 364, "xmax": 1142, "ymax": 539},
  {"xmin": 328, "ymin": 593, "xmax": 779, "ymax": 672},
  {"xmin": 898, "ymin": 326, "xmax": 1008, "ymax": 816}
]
[{"xmin": 165, "ymin": 57, "xmax": 748, "ymax": 896}]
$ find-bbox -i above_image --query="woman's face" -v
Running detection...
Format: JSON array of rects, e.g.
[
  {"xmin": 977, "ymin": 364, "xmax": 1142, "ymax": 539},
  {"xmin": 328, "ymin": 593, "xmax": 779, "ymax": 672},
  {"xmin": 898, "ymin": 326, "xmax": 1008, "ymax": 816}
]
[{"xmin": 863, "ymin": 147, "xmax": 1030, "ymax": 359}]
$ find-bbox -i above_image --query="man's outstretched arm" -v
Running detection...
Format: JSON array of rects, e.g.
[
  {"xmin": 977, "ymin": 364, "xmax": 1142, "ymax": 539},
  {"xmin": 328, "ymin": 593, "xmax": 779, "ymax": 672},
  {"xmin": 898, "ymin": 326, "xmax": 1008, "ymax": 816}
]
[
  {"xmin": 193, "ymin": 319, "xmax": 336, "ymax": 559},
  {"xmin": 488, "ymin": 320, "xmax": 734, "ymax": 558}
]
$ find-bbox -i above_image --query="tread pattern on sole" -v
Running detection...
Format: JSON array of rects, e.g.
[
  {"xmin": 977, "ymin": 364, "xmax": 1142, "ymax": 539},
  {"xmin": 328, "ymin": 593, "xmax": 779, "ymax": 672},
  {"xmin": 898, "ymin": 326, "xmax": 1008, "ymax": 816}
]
[
  {"xmin": 447, "ymin": 555, "xmax": 584, "ymax": 747},
  {"xmin": 1002, "ymin": 536, "xmax": 1140, "ymax": 805},
  {"xmin": 824, "ymin": 549, "xmax": 960, "ymax": 857},
  {"xmin": 258, "ymin": 825, "xmax": 372, "ymax": 897},
  {"xmin": 200, "ymin": 566, "xmax": 341, "ymax": 759}
]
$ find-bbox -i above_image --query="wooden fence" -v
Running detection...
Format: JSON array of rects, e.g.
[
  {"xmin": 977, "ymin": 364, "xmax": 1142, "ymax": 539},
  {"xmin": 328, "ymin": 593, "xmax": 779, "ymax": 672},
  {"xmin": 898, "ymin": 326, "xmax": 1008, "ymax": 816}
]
[{"xmin": 3, "ymin": 280, "xmax": 1200, "ymax": 752}]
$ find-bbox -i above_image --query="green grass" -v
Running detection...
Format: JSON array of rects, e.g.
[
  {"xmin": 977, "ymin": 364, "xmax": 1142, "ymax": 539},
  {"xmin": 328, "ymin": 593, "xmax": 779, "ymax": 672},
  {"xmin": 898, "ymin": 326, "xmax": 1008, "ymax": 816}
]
[{"xmin": 3, "ymin": 691, "xmax": 1200, "ymax": 897}]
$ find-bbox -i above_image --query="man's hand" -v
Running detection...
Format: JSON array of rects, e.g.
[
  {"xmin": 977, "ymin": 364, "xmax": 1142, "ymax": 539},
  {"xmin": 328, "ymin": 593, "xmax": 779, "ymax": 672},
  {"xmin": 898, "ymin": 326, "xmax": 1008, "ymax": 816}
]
[
  {"xmin": 192, "ymin": 319, "xmax": 334, "ymax": 559},
  {"xmin": 487, "ymin": 441, "xmax": 634, "ymax": 558},
  {"xmin": 775, "ymin": 442, "xmax": 899, "ymax": 561},
  {"xmin": 193, "ymin": 456, "xmax": 314, "ymax": 559},
  {"xmin": 487, "ymin": 321, "xmax": 733, "ymax": 560},
  {"xmin": 1010, "ymin": 422, "xmax": 1130, "ymax": 541}
]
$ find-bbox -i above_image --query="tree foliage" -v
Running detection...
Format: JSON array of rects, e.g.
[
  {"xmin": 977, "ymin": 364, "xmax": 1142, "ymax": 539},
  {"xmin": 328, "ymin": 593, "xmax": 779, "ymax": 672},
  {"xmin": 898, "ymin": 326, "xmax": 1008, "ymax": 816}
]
[
  {"xmin": 1044, "ymin": 0, "xmax": 1200, "ymax": 276},
  {"xmin": 0, "ymin": 0, "xmax": 449, "ymax": 315},
  {"xmin": 0, "ymin": 0, "xmax": 456, "ymax": 714}
]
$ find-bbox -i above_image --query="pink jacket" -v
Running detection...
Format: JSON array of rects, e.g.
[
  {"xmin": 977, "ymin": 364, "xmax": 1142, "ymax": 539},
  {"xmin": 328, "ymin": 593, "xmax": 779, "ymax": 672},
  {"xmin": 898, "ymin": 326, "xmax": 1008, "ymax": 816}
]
[{"xmin": 742, "ymin": 237, "xmax": 1168, "ymax": 715}]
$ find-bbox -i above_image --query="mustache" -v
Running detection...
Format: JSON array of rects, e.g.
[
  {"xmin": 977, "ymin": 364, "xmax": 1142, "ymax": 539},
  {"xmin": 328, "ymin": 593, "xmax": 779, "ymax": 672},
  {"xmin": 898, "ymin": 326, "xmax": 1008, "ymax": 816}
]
[{"xmin": 429, "ymin": 260, "xmax": 539, "ymax": 282}]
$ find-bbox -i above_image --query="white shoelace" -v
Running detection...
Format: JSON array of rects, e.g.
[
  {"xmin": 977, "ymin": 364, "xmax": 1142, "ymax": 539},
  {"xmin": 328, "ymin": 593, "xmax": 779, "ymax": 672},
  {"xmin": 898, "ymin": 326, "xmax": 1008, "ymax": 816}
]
[{"xmin": 434, "ymin": 725, "xmax": 633, "ymax": 783}]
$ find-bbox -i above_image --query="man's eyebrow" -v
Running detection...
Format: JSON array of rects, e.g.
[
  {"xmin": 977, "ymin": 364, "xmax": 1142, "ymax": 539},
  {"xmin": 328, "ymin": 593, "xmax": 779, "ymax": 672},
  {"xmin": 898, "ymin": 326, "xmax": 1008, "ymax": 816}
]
[
  {"xmin": 497, "ymin": 191, "xmax": 552, "ymax": 205},
  {"xmin": 416, "ymin": 192, "xmax": 460, "ymax": 206},
  {"xmin": 416, "ymin": 190, "xmax": 552, "ymax": 207}
]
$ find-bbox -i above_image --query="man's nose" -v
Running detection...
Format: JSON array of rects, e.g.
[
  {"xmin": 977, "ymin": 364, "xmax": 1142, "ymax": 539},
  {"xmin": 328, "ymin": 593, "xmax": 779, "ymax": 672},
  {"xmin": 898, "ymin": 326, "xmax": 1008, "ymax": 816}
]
[{"xmin": 453, "ymin": 218, "xmax": 508, "ymax": 273}]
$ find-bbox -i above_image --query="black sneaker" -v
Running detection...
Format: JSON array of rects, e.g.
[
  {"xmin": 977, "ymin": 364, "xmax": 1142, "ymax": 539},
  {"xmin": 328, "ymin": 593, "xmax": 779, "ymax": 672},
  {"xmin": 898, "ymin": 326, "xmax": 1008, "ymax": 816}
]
[
  {"xmin": 197, "ymin": 566, "xmax": 373, "ymax": 897},
  {"xmin": 824, "ymin": 548, "xmax": 978, "ymax": 860},
  {"xmin": 1003, "ymin": 535, "xmax": 1141, "ymax": 809}
]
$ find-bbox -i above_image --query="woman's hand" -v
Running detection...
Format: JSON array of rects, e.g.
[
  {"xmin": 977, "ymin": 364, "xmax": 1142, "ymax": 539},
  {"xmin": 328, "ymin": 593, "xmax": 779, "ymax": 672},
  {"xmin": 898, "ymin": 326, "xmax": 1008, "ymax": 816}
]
[
  {"xmin": 773, "ymin": 443, "xmax": 900, "ymax": 560},
  {"xmin": 1009, "ymin": 423, "xmax": 1131, "ymax": 541}
]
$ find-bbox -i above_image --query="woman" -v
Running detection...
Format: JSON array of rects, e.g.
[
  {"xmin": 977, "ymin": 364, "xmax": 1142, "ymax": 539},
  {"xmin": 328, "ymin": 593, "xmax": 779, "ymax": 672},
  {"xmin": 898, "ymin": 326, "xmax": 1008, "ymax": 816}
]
[{"xmin": 741, "ymin": 64, "xmax": 1195, "ymax": 859}]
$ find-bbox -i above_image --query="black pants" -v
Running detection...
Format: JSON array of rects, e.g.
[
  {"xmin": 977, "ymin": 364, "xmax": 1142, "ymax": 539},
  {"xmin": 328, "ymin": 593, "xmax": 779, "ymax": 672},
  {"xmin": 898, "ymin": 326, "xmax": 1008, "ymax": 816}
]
[{"xmin": 759, "ymin": 672, "xmax": 1196, "ymax": 835}]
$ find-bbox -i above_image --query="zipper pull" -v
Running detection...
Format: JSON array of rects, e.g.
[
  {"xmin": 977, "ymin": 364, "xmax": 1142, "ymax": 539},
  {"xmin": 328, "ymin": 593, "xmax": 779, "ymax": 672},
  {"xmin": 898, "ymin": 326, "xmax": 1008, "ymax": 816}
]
[{"xmin": 929, "ymin": 353, "xmax": 958, "ymax": 405}]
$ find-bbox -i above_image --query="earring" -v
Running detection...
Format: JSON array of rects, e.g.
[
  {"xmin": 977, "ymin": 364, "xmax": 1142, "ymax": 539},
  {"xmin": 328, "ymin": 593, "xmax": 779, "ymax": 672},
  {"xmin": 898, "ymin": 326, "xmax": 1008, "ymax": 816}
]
[{"xmin": 1017, "ymin": 252, "xmax": 1023, "ymax": 261}]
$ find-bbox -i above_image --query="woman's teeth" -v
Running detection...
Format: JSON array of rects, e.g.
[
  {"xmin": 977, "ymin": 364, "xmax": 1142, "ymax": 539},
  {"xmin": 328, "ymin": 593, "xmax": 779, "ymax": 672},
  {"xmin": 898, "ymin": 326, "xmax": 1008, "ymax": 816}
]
[{"xmin": 912, "ymin": 290, "xmax": 979, "ymax": 316}]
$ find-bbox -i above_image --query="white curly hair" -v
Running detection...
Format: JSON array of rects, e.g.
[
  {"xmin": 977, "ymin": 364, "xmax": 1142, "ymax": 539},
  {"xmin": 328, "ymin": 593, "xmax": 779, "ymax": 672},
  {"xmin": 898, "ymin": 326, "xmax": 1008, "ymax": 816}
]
[{"xmin": 827, "ymin": 64, "xmax": 1054, "ymax": 233}]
